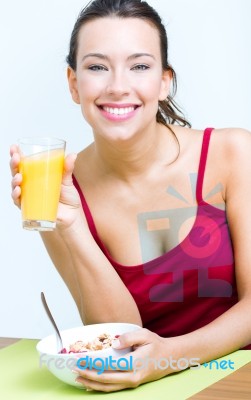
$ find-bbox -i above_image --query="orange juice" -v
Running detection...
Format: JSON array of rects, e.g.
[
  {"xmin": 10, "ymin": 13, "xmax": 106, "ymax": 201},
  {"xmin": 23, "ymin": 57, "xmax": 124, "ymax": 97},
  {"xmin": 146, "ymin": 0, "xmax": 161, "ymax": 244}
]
[{"xmin": 20, "ymin": 149, "xmax": 64, "ymax": 224}]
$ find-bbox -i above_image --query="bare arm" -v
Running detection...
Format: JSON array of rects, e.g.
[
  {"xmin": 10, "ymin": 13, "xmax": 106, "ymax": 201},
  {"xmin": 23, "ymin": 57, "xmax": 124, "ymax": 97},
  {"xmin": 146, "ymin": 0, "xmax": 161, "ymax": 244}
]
[
  {"xmin": 40, "ymin": 226, "xmax": 142, "ymax": 325},
  {"xmin": 10, "ymin": 145, "xmax": 142, "ymax": 326},
  {"xmin": 166, "ymin": 128, "xmax": 251, "ymax": 362}
]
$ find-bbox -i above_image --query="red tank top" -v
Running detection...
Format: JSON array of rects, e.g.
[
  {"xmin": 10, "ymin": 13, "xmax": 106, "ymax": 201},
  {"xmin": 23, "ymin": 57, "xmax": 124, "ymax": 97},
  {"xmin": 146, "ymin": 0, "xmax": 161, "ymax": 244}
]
[{"xmin": 73, "ymin": 128, "xmax": 250, "ymax": 349}]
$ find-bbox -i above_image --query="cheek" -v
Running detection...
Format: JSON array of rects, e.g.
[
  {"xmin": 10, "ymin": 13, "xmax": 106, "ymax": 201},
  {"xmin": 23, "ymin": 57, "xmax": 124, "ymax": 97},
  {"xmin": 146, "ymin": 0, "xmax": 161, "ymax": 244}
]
[
  {"xmin": 77, "ymin": 76, "xmax": 102, "ymax": 102},
  {"xmin": 136, "ymin": 77, "xmax": 163, "ymax": 102},
  {"xmin": 76, "ymin": 77, "xmax": 102, "ymax": 122}
]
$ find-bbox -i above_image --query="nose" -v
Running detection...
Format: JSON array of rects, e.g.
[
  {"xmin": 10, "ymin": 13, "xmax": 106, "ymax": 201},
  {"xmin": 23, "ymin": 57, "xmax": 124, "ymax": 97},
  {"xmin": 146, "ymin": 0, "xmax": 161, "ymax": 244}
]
[{"xmin": 106, "ymin": 69, "xmax": 130, "ymax": 96}]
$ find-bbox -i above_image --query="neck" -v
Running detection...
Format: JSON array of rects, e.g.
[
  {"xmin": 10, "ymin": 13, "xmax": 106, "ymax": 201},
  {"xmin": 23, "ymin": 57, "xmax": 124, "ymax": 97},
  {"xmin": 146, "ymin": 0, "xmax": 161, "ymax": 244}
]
[{"xmin": 92, "ymin": 123, "xmax": 177, "ymax": 181}]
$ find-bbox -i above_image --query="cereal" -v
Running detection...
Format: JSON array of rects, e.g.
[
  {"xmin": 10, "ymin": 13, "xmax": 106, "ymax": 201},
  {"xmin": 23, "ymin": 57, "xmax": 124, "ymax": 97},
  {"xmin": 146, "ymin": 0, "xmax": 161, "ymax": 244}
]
[{"xmin": 65, "ymin": 333, "xmax": 117, "ymax": 353}]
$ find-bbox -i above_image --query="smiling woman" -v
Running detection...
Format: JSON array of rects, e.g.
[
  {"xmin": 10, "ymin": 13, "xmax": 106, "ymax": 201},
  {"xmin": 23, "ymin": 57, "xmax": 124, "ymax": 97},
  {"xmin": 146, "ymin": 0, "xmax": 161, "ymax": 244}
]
[
  {"xmin": 66, "ymin": 0, "xmax": 190, "ymax": 128},
  {"xmin": 9, "ymin": 0, "xmax": 251, "ymax": 393},
  {"xmin": 67, "ymin": 12, "xmax": 189, "ymax": 144}
]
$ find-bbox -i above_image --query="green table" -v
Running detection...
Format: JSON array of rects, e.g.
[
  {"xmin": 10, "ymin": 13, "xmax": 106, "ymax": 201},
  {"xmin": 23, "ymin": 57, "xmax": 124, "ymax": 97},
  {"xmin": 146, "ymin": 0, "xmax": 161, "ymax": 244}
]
[{"xmin": 0, "ymin": 340, "xmax": 250, "ymax": 399}]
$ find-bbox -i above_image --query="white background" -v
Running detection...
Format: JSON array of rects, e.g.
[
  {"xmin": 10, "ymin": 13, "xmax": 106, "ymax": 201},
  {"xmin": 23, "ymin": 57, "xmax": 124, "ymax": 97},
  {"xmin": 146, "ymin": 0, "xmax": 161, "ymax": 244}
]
[{"xmin": 1, "ymin": 0, "xmax": 251, "ymax": 339}]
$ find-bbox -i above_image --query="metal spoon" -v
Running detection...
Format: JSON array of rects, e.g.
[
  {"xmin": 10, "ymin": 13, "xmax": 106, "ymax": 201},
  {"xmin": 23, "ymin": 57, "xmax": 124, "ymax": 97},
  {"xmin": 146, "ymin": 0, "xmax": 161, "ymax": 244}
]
[{"xmin": 41, "ymin": 292, "xmax": 66, "ymax": 353}]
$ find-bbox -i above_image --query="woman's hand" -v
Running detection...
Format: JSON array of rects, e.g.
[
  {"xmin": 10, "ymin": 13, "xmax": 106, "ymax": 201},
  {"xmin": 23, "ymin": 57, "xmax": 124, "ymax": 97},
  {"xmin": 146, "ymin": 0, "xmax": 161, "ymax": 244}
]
[
  {"xmin": 54, "ymin": 152, "xmax": 85, "ymax": 231},
  {"xmin": 74, "ymin": 328, "xmax": 174, "ymax": 392},
  {"xmin": 10, "ymin": 144, "xmax": 22, "ymax": 208},
  {"xmin": 9, "ymin": 144, "xmax": 85, "ymax": 231}
]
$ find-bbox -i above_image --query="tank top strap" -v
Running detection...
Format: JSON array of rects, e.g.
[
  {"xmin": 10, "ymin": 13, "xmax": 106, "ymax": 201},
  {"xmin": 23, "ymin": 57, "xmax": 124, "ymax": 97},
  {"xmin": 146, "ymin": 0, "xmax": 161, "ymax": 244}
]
[
  {"xmin": 196, "ymin": 127, "xmax": 214, "ymax": 204},
  {"xmin": 72, "ymin": 174, "xmax": 101, "ymax": 244}
]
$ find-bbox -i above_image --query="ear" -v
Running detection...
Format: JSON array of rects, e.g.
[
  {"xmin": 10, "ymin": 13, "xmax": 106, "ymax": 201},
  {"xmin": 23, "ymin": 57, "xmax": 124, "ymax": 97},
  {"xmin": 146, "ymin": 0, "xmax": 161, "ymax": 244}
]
[
  {"xmin": 67, "ymin": 67, "xmax": 80, "ymax": 104},
  {"xmin": 159, "ymin": 69, "xmax": 172, "ymax": 101}
]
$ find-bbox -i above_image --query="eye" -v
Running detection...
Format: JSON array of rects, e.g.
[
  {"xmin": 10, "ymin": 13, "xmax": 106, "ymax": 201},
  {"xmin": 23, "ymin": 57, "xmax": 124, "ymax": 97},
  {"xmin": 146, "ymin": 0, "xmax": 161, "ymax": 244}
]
[
  {"xmin": 131, "ymin": 64, "xmax": 150, "ymax": 71},
  {"xmin": 88, "ymin": 64, "xmax": 108, "ymax": 71}
]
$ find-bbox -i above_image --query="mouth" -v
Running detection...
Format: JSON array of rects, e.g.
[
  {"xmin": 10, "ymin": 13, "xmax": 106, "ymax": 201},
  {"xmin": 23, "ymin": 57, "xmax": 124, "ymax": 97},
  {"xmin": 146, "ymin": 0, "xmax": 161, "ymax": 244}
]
[{"xmin": 98, "ymin": 104, "xmax": 140, "ymax": 116}]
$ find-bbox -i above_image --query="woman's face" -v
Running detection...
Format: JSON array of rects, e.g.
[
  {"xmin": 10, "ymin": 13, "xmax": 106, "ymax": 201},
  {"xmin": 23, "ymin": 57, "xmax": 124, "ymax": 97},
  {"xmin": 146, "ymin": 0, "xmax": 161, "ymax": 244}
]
[{"xmin": 68, "ymin": 17, "xmax": 171, "ymax": 143}]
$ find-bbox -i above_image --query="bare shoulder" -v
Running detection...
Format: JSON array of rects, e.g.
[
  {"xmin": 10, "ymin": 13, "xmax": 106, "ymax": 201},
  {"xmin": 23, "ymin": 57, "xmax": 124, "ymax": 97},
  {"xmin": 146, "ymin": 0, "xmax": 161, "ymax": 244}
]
[
  {"xmin": 182, "ymin": 126, "xmax": 251, "ymax": 166},
  {"xmin": 212, "ymin": 127, "xmax": 251, "ymax": 158},
  {"xmin": 176, "ymin": 126, "xmax": 251, "ymax": 201},
  {"xmin": 213, "ymin": 128, "xmax": 251, "ymax": 193},
  {"xmin": 182, "ymin": 126, "xmax": 251, "ymax": 146}
]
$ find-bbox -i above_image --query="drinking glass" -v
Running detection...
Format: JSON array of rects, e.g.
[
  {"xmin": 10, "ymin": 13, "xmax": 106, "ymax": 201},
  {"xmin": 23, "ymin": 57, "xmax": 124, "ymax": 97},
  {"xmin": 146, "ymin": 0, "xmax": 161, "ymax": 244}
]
[{"xmin": 18, "ymin": 137, "xmax": 66, "ymax": 231}]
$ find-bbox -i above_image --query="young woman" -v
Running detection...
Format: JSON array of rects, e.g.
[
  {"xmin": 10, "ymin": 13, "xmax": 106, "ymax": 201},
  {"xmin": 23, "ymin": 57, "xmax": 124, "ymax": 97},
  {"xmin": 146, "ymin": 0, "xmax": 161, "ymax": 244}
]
[{"xmin": 10, "ymin": 0, "xmax": 251, "ymax": 392}]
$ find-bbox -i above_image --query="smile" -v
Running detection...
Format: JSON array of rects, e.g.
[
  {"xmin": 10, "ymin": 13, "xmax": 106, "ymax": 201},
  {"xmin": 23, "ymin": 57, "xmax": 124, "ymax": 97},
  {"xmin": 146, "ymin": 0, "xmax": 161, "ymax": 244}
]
[
  {"xmin": 102, "ymin": 106, "xmax": 135, "ymax": 115},
  {"xmin": 98, "ymin": 104, "xmax": 140, "ymax": 121}
]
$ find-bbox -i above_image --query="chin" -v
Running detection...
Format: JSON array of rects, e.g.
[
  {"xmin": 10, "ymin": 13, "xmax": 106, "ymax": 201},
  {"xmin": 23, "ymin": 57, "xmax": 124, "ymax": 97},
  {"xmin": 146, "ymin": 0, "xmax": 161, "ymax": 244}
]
[{"xmin": 95, "ymin": 127, "xmax": 141, "ymax": 144}]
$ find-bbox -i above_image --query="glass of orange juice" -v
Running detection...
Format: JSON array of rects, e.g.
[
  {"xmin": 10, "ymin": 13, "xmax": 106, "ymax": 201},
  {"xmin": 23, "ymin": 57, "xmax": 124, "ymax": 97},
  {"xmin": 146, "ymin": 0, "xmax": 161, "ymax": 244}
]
[{"xmin": 18, "ymin": 137, "xmax": 66, "ymax": 231}]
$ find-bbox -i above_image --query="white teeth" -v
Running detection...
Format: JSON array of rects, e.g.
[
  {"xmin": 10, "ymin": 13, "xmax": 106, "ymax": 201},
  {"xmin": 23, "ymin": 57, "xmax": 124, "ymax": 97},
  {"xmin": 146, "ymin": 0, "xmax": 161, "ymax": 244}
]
[{"xmin": 103, "ymin": 106, "xmax": 135, "ymax": 115}]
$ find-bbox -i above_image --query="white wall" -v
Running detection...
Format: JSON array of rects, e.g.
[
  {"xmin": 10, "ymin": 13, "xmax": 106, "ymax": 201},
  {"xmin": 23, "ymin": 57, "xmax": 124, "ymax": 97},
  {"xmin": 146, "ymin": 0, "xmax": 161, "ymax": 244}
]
[{"xmin": 1, "ymin": 0, "xmax": 251, "ymax": 339}]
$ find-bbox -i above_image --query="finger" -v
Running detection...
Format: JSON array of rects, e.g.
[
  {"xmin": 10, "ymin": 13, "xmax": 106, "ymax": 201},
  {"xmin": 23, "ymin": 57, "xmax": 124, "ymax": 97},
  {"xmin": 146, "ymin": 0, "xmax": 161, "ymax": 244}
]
[
  {"xmin": 10, "ymin": 151, "xmax": 21, "ymax": 177},
  {"xmin": 11, "ymin": 173, "xmax": 22, "ymax": 191},
  {"xmin": 75, "ymin": 363, "xmax": 137, "ymax": 384},
  {"xmin": 75, "ymin": 368, "xmax": 138, "ymax": 392},
  {"xmin": 75, "ymin": 375, "xmax": 132, "ymax": 392},
  {"xmin": 62, "ymin": 153, "xmax": 77, "ymax": 186},
  {"xmin": 11, "ymin": 186, "xmax": 21, "ymax": 207},
  {"xmin": 76, "ymin": 356, "xmax": 133, "ymax": 372},
  {"xmin": 10, "ymin": 144, "xmax": 20, "ymax": 157},
  {"xmin": 112, "ymin": 328, "xmax": 152, "ymax": 350}
]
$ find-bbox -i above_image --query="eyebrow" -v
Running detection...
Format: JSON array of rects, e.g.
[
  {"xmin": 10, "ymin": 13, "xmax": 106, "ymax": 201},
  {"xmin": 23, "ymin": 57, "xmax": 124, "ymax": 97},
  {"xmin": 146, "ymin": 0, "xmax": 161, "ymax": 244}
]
[{"xmin": 81, "ymin": 52, "xmax": 156, "ymax": 62}]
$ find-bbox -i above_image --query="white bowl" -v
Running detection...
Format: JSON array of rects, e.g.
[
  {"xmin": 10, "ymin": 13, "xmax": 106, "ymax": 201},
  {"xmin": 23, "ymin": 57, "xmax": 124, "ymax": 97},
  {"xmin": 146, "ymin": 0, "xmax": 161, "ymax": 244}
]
[{"xmin": 36, "ymin": 322, "xmax": 141, "ymax": 388}]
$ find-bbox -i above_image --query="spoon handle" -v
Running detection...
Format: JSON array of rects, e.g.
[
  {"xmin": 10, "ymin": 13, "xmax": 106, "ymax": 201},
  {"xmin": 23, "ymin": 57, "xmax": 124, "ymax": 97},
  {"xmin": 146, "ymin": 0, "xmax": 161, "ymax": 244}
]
[{"xmin": 41, "ymin": 292, "xmax": 64, "ymax": 352}]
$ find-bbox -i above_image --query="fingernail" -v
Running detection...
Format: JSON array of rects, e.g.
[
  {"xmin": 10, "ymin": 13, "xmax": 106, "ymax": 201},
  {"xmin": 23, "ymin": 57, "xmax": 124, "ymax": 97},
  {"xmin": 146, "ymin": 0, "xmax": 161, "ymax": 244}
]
[
  {"xmin": 72, "ymin": 369, "xmax": 79, "ymax": 375},
  {"xmin": 75, "ymin": 378, "xmax": 83, "ymax": 386},
  {"xmin": 112, "ymin": 339, "xmax": 121, "ymax": 348}
]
